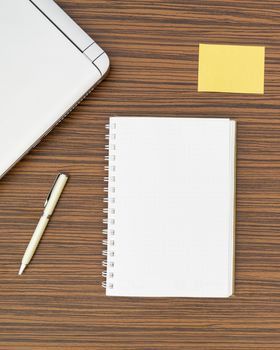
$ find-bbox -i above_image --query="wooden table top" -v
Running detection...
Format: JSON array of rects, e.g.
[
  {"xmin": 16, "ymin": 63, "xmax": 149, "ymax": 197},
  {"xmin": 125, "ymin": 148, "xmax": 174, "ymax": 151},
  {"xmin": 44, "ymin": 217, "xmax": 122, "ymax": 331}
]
[{"xmin": 1, "ymin": 0, "xmax": 280, "ymax": 349}]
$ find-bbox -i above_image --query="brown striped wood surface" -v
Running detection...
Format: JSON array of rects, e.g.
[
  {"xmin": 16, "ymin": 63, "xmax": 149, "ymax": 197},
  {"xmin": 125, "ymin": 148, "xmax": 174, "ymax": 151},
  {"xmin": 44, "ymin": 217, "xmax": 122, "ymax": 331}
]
[{"xmin": 1, "ymin": 0, "xmax": 280, "ymax": 349}]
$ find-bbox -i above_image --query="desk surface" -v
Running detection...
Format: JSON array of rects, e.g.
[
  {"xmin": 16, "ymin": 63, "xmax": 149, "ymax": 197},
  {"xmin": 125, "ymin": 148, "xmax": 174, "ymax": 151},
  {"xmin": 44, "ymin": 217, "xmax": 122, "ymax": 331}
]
[{"xmin": 1, "ymin": 0, "xmax": 280, "ymax": 349}]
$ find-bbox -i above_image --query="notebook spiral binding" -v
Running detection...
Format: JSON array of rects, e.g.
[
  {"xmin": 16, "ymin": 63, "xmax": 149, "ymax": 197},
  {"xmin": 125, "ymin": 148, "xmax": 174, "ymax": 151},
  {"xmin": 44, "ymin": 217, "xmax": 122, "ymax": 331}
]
[{"xmin": 102, "ymin": 122, "xmax": 116, "ymax": 290}]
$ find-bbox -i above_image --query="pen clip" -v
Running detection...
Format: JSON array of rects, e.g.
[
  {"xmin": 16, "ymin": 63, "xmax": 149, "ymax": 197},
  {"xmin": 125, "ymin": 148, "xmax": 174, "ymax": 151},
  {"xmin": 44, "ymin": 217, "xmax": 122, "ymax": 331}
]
[{"xmin": 44, "ymin": 173, "xmax": 61, "ymax": 207}]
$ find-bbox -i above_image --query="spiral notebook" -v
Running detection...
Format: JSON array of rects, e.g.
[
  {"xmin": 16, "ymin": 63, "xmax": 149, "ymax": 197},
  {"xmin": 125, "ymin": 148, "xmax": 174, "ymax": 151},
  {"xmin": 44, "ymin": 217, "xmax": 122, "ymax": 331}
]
[{"xmin": 103, "ymin": 117, "xmax": 236, "ymax": 297}]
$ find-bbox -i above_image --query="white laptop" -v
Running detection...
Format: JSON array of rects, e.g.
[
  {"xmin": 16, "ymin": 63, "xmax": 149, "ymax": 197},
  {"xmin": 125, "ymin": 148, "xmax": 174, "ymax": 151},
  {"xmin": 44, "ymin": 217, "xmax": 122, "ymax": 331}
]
[{"xmin": 0, "ymin": 0, "xmax": 110, "ymax": 178}]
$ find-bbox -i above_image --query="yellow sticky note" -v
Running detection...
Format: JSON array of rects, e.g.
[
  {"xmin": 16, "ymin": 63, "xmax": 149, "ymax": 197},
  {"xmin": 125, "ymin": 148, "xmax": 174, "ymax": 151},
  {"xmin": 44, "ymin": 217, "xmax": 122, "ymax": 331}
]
[{"xmin": 198, "ymin": 43, "xmax": 265, "ymax": 94}]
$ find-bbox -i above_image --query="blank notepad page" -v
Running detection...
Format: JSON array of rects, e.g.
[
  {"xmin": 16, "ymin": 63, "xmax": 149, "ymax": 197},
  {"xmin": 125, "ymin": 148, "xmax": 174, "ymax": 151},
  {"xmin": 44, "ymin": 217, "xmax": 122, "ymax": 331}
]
[{"xmin": 104, "ymin": 117, "xmax": 236, "ymax": 297}]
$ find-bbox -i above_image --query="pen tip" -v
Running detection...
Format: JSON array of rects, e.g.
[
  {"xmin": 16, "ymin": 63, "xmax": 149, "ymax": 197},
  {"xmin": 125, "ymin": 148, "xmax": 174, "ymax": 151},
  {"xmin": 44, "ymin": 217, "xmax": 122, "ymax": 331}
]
[{"xmin": 18, "ymin": 264, "xmax": 26, "ymax": 275}]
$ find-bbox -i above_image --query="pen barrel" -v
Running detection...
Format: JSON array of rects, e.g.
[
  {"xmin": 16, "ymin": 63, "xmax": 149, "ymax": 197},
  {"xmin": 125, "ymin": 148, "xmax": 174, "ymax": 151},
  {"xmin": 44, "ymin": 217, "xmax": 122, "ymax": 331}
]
[
  {"xmin": 45, "ymin": 174, "xmax": 68, "ymax": 215},
  {"xmin": 22, "ymin": 216, "xmax": 49, "ymax": 265}
]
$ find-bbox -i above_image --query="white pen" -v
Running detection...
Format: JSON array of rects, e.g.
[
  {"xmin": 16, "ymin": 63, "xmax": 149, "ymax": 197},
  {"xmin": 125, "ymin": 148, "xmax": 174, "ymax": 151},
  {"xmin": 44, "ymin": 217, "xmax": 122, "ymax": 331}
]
[{"xmin": 18, "ymin": 173, "xmax": 69, "ymax": 275}]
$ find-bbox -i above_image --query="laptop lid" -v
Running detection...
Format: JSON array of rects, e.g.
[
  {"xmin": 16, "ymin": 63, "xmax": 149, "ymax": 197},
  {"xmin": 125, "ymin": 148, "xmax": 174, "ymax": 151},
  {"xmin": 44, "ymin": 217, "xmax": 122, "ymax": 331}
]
[{"xmin": 0, "ymin": 0, "xmax": 109, "ymax": 178}]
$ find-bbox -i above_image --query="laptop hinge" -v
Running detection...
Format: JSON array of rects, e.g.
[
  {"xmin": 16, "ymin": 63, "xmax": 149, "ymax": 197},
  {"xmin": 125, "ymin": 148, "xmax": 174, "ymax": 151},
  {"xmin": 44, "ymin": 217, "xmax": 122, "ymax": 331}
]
[
  {"xmin": 83, "ymin": 43, "xmax": 104, "ymax": 62},
  {"xmin": 30, "ymin": 0, "xmax": 94, "ymax": 52}
]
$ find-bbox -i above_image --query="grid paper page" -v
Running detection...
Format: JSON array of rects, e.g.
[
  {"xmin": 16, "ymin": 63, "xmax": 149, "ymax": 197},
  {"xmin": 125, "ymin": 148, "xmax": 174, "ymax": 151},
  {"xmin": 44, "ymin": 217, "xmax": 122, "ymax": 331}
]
[{"xmin": 105, "ymin": 117, "xmax": 235, "ymax": 297}]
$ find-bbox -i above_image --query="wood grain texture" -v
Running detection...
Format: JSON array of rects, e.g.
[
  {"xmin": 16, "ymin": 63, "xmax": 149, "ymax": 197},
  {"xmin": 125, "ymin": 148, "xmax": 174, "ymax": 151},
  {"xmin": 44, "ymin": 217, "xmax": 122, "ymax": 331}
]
[{"xmin": 1, "ymin": 0, "xmax": 280, "ymax": 348}]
